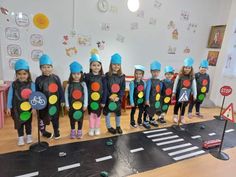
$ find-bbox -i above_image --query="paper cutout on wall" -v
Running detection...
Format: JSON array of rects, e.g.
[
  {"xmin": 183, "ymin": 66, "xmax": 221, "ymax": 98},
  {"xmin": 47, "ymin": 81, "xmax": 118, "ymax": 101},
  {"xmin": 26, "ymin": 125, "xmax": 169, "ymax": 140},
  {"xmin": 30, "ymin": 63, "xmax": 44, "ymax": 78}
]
[
  {"xmin": 137, "ymin": 10, "xmax": 144, "ymax": 18},
  {"xmin": 5, "ymin": 27, "xmax": 20, "ymax": 40},
  {"xmin": 62, "ymin": 35, "xmax": 69, "ymax": 45},
  {"xmin": 225, "ymin": 54, "xmax": 232, "ymax": 69},
  {"xmin": 183, "ymin": 46, "xmax": 190, "ymax": 54},
  {"xmin": 31, "ymin": 50, "xmax": 43, "ymax": 61},
  {"xmin": 30, "ymin": 34, "xmax": 43, "ymax": 47},
  {"xmin": 33, "ymin": 13, "xmax": 49, "ymax": 29},
  {"xmin": 131, "ymin": 22, "xmax": 139, "ymax": 30},
  {"xmin": 168, "ymin": 21, "xmax": 175, "ymax": 30},
  {"xmin": 66, "ymin": 47, "xmax": 78, "ymax": 57},
  {"xmin": 149, "ymin": 17, "xmax": 157, "ymax": 25},
  {"xmin": 180, "ymin": 10, "xmax": 189, "ymax": 21},
  {"xmin": 90, "ymin": 48, "xmax": 99, "ymax": 55},
  {"xmin": 8, "ymin": 58, "xmax": 19, "ymax": 69},
  {"xmin": 77, "ymin": 35, "xmax": 91, "ymax": 46},
  {"xmin": 116, "ymin": 34, "xmax": 125, "ymax": 43},
  {"xmin": 15, "ymin": 13, "xmax": 29, "ymax": 27},
  {"xmin": 168, "ymin": 46, "xmax": 176, "ymax": 54},
  {"xmin": 154, "ymin": 0, "xmax": 162, "ymax": 9},
  {"xmin": 172, "ymin": 29, "xmax": 178, "ymax": 40},
  {"xmin": 97, "ymin": 41, "xmax": 105, "ymax": 50},
  {"xmin": 110, "ymin": 5, "xmax": 118, "ymax": 13},
  {"xmin": 187, "ymin": 23, "xmax": 197, "ymax": 33},
  {"xmin": 101, "ymin": 23, "xmax": 111, "ymax": 31},
  {"xmin": 7, "ymin": 44, "xmax": 21, "ymax": 57},
  {"xmin": 0, "ymin": 7, "xmax": 9, "ymax": 15}
]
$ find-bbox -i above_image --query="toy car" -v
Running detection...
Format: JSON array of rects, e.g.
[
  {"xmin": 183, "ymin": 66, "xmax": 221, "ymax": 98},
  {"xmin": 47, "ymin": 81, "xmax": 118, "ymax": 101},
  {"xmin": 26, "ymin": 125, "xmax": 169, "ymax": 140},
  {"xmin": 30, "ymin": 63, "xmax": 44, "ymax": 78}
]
[{"xmin": 202, "ymin": 139, "xmax": 221, "ymax": 149}]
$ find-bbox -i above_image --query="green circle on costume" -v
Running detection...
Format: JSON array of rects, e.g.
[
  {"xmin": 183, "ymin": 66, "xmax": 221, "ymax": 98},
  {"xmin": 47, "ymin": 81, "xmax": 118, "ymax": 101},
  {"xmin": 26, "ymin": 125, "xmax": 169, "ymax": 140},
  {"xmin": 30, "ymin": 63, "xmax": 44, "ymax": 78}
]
[
  {"xmin": 162, "ymin": 105, "xmax": 169, "ymax": 111},
  {"xmin": 20, "ymin": 112, "xmax": 31, "ymax": 121},
  {"xmin": 155, "ymin": 101, "xmax": 161, "ymax": 109},
  {"xmin": 108, "ymin": 102, "xmax": 117, "ymax": 111},
  {"xmin": 137, "ymin": 98, "xmax": 144, "ymax": 104},
  {"xmin": 198, "ymin": 94, "xmax": 205, "ymax": 101},
  {"xmin": 90, "ymin": 102, "xmax": 99, "ymax": 110},
  {"xmin": 73, "ymin": 111, "xmax": 82, "ymax": 120},
  {"xmin": 49, "ymin": 106, "xmax": 57, "ymax": 116}
]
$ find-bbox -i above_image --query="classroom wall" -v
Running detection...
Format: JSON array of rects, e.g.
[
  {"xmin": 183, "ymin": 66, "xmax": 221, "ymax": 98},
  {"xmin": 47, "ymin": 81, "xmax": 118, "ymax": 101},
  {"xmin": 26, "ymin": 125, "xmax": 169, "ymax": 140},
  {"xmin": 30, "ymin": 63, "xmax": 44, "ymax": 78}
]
[{"xmin": 0, "ymin": 0, "xmax": 232, "ymax": 87}]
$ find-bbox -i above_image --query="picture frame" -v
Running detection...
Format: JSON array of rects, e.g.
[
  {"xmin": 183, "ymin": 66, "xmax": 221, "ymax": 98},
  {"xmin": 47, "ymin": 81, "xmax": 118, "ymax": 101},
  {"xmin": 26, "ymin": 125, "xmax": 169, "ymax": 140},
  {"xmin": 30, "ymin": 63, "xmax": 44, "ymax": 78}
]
[
  {"xmin": 207, "ymin": 25, "xmax": 226, "ymax": 48},
  {"xmin": 207, "ymin": 51, "xmax": 219, "ymax": 66}
]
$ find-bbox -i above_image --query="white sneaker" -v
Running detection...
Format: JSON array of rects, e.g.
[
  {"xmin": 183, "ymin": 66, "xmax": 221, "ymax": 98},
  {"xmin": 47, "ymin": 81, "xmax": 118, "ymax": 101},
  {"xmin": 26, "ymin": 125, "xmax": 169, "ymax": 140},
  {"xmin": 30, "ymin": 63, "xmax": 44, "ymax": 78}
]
[
  {"xmin": 18, "ymin": 136, "xmax": 25, "ymax": 146},
  {"xmin": 88, "ymin": 128, "xmax": 95, "ymax": 136},
  {"xmin": 173, "ymin": 114, "xmax": 178, "ymax": 123},
  {"xmin": 26, "ymin": 135, "xmax": 33, "ymax": 144},
  {"xmin": 94, "ymin": 128, "xmax": 101, "ymax": 135},
  {"xmin": 181, "ymin": 116, "xmax": 185, "ymax": 124}
]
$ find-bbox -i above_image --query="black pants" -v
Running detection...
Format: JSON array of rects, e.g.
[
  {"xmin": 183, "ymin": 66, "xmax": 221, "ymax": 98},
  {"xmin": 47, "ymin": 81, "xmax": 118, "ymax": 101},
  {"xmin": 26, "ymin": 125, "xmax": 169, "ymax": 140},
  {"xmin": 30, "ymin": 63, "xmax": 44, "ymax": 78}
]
[
  {"xmin": 70, "ymin": 118, "xmax": 83, "ymax": 130},
  {"xmin": 40, "ymin": 117, "xmax": 59, "ymax": 134},
  {"xmin": 174, "ymin": 102, "xmax": 188, "ymax": 116},
  {"xmin": 130, "ymin": 105, "xmax": 145, "ymax": 124},
  {"xmin": 17, "ymin": 119, "xmax": 32, "ymax": 137},
  {"xmin": 188, "ymin": 101, "xmax": 201, "ymax": 113}
]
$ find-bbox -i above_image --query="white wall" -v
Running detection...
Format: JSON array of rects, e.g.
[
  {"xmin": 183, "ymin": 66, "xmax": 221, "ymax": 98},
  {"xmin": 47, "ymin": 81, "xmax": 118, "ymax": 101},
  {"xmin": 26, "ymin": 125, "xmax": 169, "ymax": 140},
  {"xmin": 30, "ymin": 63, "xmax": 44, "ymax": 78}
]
[
  {"xmin": 0, "ymin": 0, "xmax": 232, "ymax": 84},
  {"xmin": 210, "ymin": 0, "xmax": 236, "ymax": 107}
]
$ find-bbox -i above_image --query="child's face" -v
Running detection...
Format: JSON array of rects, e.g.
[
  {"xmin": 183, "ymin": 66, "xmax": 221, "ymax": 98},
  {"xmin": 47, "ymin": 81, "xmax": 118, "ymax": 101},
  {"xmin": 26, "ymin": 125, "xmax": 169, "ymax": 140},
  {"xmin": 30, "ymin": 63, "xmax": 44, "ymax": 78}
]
[
  {"xmin": 16, "ymin": 70, "xmax": 29, "ymax": 82},
  {"xmin": 41, "ymin": 65, "xmax": 53, "ymax": 76},
  {"xmin": 199, "ymin": 67, "xmax": 207, "ymax": 74},
  {"xmin": 134, "ymin": 70, "xmax": 144, "ymax": 80},
  {"xmin": 90, "ymin": 61, "xmax": 101, "ymax": 74},
  {"xmin": 112, "ymin": 64, "xmax": 121, "ymax": 73},
  {"xmin": 151, "ymin": 70, "xmax": 160, "ymax": 78},
  {"xmin": 183, "ymin": 66, "xmax": 192, "ymax": 74},
  {"xmin": 165, "ymin": 72, "xmax": 174, "ymax": 80},
  {"xmin": 72, "ymin": 73, "xmax": 82, "ymax": 81}
]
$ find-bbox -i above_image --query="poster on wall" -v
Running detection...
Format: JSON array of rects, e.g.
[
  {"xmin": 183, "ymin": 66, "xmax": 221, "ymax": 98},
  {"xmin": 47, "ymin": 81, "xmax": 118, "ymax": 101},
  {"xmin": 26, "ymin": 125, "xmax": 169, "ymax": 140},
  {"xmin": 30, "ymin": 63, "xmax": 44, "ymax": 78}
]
[
  {"xmin": 65, "ymin": 47, "xmax": 78, "ymax": 57},
  {"xmin": 207, "ymin": 51, "xmax": 219, "ymax": 66},
  {"xmin": 8, "ymin": 58, "xmax": 19, "ymax": 69},
  {"xmin": 7, "ymin": 44, "xmax": 21, "ymax": 57},
  {"xmin": 207, "ymin": 25, "xmax": 226, "ymax": 49},
  {"xmin": 30, "ymin": 34, "xmax": 43, "ymax": 47},
  {"xmin": 15, "ymin": 13, "xmax": 30, "ymax": 27},
  {"xmin": 31, "ymin": 50, "xmax": 43, "ymax": 61},
  {"xmin": 77, "ymin": 34, "xmax": 91, "ymax": 46},
  {"xmin": 5, "ymin": 27, "xmax": 20, "ymax": 40}
]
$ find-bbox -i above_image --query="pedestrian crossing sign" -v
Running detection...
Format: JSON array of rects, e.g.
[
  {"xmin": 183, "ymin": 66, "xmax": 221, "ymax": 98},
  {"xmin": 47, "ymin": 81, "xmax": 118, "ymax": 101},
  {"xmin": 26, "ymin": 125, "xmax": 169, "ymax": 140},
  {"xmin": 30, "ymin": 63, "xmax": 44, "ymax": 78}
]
[
  {"xmin": 178, "ymin": 89, "xmax": 191, "ymax": 102},
  {"xmin": 221, "ymin": 103, "xmax": 235, "ymax": 123}
]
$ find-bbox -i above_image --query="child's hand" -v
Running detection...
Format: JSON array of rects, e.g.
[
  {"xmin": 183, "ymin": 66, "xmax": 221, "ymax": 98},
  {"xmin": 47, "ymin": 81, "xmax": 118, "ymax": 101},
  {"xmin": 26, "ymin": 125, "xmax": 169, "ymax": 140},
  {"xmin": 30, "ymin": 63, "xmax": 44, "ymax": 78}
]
[
  {"xmin": 66, "ymin": 107, "xmax": 70, "ymax": 111},
  {"xmin": 6, "ymin": 109, "xmax": 11, "ymax": 116},
  {"xmin": 114, "ymin": 97, "xmax": 119, "ymax": 102},
  {"xmin": 100, "ymin": 104, "xmax": 105, "ymax": 108},
  {"xmin": 109, "ymin": 95, "xmax": 115, "ymax": 101},
  {"xmin": 61, "ymin": 102, "xmax": 65, "ymax": 107},
  {"xmin": 83, "ymin": 106, "xmax": 87, "ymax": 111},
  {"xmin": 171, "ymin": 94, "xmax": 176, "ymax": 99},
  {"xmin": 145, "ymin": 101, "xmax": 150, "ymax": 107},
  {"xmin": 131, "ymin": 103, "xmax": 135, "ymax": 107}
]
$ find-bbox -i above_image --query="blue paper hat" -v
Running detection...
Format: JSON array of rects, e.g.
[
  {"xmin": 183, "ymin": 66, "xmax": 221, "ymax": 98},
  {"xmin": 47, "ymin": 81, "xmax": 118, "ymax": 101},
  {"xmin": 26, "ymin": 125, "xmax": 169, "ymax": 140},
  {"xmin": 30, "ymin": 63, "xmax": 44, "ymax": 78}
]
[
  {"xmin": 111, "ymin": 53, "xmax": 122, "ymax": 64},
  {"xmin": 134, "ymin": 65, "xmax": 145, "ymax": 72},
  {"xmin": 15, "ymin": 59, "xmax": 29, "ymax": 71},
  {"xmin": 39, "ymin": 54, "xmax": 53, "ymax": 66},
  {"xmin": 70, "ymin": 61, "xmax": 83, "ymax": 73},
  {"xmin": 90, "ymin": 54, "xmax": 101, "ymax": 63},
  {"xmin": 150, "ymin": 61, "xmax": 161, "ymax": 71},
  {"xmin": 184, "ymin": 57, "xmax": 194, "ymax": 67},
  {"xmin": 164, "ymin": 66, "xmax": 174, "ymax": 73},
  {"xmin": 200, "ymin": 59, "xmax": 209, "ymax": 68}
]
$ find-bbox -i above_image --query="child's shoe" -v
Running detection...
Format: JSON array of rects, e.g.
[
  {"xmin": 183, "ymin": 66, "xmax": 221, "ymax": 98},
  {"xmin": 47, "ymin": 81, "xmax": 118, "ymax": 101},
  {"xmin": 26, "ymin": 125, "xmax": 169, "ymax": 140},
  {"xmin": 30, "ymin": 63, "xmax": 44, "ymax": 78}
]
[
  {"xmin": 150, "ymin": 119, "xmax": 158, "ymax": 127},
  {"xmin": 143, "ymin": 121, "xmax": 151, "ymax": 129},
  {"xmin": 196, "ymin": 112, "xmax": 204, "ymax": 118},
  {"xmin": 54, "ymin": 130, "xmax": 61, "ymax": 140},
  {"xmin": 26, "ymin": 135, "xmax": 33, "ymax": 144},
  {"xmin": 116, "ymin": 127, "xmax": 123, "ymax": 134},
  {"xmin": 95, "ymin": 128, "xmax": 101, "ymax": 135},
  {"xmin": 41, "ymin": 130, "xmax": 53, "ymax": 139},
  {"xmin": 89, "ymin": 128, "xmax": 95, "ymax": 136},
  {"xmin": 77, "ymin": 130, "xmax": 83, "ymax": 138},
  {"xmin": 130, "ymin": 122, "xmax": 138, "ymax": 128},
  {"xmin": 158, "ymin": 117, "xmax": 167, "ymax": 124},
  {"xmin": 108, "ymin": 127, "xmax": 116, "ymax": 134},
  {"xmin": 173, "ymin": 114, "xmax": 178, "ymax": 123},
  {"xmin": 70, "ymin": 129, "xmax": 76, "ymax": 139},
  {"xmin": 181, "ymin": 116, "xmax": 185, "ymax": 124},
  {"xmin": 18, "ymin": 136, "xmax": 25, "ymax": 146},
  {"xmin": 188, "ymin": 113, "xmax": 193, "ymax": 119}
]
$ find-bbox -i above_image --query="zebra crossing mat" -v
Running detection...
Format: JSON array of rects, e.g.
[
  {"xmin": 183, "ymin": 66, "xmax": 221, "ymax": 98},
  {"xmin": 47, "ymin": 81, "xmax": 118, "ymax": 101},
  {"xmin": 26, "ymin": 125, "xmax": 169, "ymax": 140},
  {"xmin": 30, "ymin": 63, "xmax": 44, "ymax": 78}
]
[{"xmin": 0, "ymin": 119, "xmax": 235, "ymax": 177}]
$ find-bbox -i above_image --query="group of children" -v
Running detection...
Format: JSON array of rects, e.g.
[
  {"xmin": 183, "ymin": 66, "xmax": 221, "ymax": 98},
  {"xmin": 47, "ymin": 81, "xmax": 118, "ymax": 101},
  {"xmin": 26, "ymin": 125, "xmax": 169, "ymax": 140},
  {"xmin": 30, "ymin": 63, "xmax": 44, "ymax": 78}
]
[{"xmin": 6, "ymin": 53, "xmax": 210, "ymax": 146}]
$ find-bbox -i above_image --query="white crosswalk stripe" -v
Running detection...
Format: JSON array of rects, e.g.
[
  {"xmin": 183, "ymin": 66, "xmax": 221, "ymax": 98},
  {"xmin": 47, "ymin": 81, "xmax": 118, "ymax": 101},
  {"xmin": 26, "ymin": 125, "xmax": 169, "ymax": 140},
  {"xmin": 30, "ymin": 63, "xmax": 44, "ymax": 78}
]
[
  {"xmin": 152, "ymin": 135, "xmax": 179, "ymax": 142},
  {"xmin": 147, "ymin": 132, "xmax": 173, "ymax": 138},
  {"xmin": 173, "ymin": 150, "xmax": 205, "ymax": 161},
  {"xmin": 143, "ymin": 128, "xmax": 168, "ymax": 134},
  {"xmin": 225, "ymin": 129, "xmax": 235, "ymax": 133},
  {"xmin": 162, "ymin": 143, "xmax": 192, "ymax": 151},
  {"xmin": 168, "ymin": 146, "xmax": 199, "ymax": 156},
  {"xmin": 191, "ymin": 135, "xmax": 201, "ymax": 139},
  {"xmin": 156, "ymin": 139, "xmax": 184, "ymax": 146}
]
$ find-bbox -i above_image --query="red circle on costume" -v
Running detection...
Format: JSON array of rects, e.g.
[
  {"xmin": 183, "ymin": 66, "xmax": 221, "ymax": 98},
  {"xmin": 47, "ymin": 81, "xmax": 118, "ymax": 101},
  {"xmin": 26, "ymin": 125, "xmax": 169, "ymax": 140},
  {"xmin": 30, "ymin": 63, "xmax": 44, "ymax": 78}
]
[
  {"xmin": 183, "ymin": 80, "xmax": 191, "ymax": 88},
  {"xmin": 137, "ymin": 85, "xmax": 144, "ymax": 92},
  {"xmin": 111, "ymin": 84, "xmax": 120, "ymax": 93},
  {"xmin": 202, "ymin": 79, "xmax": 208, "ymax": 86},
  {"xmin": 165, "ymin": 88, "xmax": 172, "ymax": 96},
  {"xmin": 21, "ymin": 89, "xmax": 32, "ymax": 99},
  {"xmin": 91, "ymin": 82, "xmax": 100, "ymax": 91},
  {"xmin": 48, "ymin": 83, "xmax": 58, "ymax": 93},
  {"xmin": 72, "ymin": 90, "xmax": 82, "ymax": 99},
  {"xmin": 156, "ymin": 85, "xmax": 160, "ymax": 92}
]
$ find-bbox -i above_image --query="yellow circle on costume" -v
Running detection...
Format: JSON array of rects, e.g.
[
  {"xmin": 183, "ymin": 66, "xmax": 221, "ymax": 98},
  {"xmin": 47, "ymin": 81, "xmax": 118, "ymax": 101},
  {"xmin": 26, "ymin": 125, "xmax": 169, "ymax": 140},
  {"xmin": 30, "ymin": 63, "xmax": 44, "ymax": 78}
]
[
  {"xmin": 49, "ymin": 95, "xmax": 58, "ymax": 104},
  {"xmin": 91, "ymin": 92, "xmax": 100, "ymax": 101},
  {"xmin": 73, "ymin": 101, "xmax": 82, "ymax": 110},
  {"xmin": 155, "ymin": 93, "xmax": 161, "ymax": 101},
  {"xmin": 138, "ymin": 92, "xmax": 144, "ymax": 98},
  {"xmin": 110, "ymin": 94, "xmax": 118, "ymax": 100},
  {"xmin": 164, "ymin": 97, "xmax": 171, "ymax": 103},
  {"xmin": 33, "ymin": 13, "xmax": 49, "ymax": 29},
  {"xmin": 20, "ymin": 102, "xmax": 31, "ymax": 111},
  {"xmin": 201, "ymin": 87, "xmax": 207, "ymax": 93}
]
